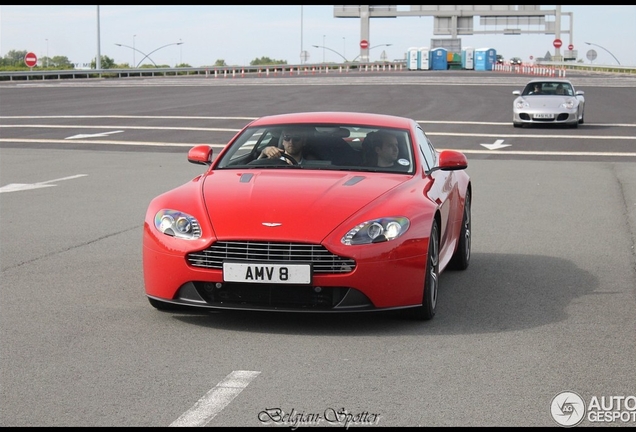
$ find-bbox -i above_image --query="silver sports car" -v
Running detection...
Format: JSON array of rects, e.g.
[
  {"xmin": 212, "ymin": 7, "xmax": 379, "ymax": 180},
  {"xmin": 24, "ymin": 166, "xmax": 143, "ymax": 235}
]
[{"xmin": 512, "ymin": 79, "xmax": 585, "ymax": 128}]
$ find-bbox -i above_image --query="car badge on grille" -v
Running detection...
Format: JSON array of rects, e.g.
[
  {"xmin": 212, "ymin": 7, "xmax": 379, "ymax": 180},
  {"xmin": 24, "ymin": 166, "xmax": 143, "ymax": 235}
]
[{"xmin": 262, "ymin": 222, "xmax": 282, "ymax": 227}]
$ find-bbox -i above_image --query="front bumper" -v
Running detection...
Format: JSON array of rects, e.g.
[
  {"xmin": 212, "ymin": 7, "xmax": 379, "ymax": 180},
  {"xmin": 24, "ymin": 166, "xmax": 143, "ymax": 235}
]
[{"xmin": 143, "ymin": 242, "xmax": 428, "ymax": 312}]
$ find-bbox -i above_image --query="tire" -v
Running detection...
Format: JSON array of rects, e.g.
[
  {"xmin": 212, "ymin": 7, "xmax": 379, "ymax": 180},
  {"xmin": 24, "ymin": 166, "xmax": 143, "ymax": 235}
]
[
  {"xmin": 405, "ymin": 219, "xmax": 440, "ymax": 321},
  {"xmin": 449, "ymin": 189, "xmax": 471, "ymax": 271},
  {"xmin": 578, "ymin": 110, "xmax": 585, "ymax": 124}
]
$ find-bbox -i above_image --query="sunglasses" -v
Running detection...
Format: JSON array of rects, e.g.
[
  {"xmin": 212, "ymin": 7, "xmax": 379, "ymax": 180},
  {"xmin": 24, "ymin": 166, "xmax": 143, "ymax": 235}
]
[{"xmin": 283, "ymin": 135, "xmax": 303, "ymax": 143}]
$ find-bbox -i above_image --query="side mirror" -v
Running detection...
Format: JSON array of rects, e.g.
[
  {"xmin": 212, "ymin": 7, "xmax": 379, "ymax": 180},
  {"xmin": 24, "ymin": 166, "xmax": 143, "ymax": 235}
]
[
  {"xmin": 433, "ymin": 149, "xmax": 468, "ymax": 172},
  {"xmin": 187, "ymin": 145, "xmax": 213, "ymax": 165},
  {"xmin": 512, "ymin": 90, "xmax": 521, "ymax": 96}
]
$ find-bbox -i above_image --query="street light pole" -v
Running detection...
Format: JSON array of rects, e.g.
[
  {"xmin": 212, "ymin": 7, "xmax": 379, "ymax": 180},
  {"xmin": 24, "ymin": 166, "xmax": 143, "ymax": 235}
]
[
  {"xmin": 45, "ymin": 38, "xmax": 49, "ymax": 67},
  {"xmin": 351, "ymin": 44, "xmax": 392, "ymax": 62},
  {"xmin": 343, "ymin": 37, "xmax": 346, "ymax": 60},
  {"xmin": 312, "ymin": 45, "xmax": 348, "ymax": 63},
  {"xmin": 116, "ymin": 41, "xmax": 183, "ymax": 68},
  {"xmin": 115, "ymin": 43, "xmax": 157, "ymax": 67},
  {"xmin": 133, "ymin": 34, "xmax": 137, "ymax": 68},
  {"xmin": 584, "ymin": 41, "xmax": 620, "ymax": 65},
  {"xmin": 179, "ymin": 38, "xmax": 182, "ymax": 65},
  {"xmin": 134, "ymin": 42, "xmax": 184, "ymax": 68},
  {"xmin": 322, "ymin": 35, "xmax": 325, "ymax": 63}
]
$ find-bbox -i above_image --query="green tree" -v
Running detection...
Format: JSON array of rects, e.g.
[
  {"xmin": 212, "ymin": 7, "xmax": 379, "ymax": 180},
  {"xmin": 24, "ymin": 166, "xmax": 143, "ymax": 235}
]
[
  {"xmin": 91, "ymin": 55, "xmax": 116, "ymax": 69},
  {"xmin": 214, "ymin": 59, "xmax": 227, "ymax": 67},
  {"xmin": 250, "ymin": 56, "xmax": 286, "ymax": 66},
  {"xmin": 47, "ymin": 55, "xmax": 74, "ymax": 68},
  {"xmin": 3, "ymin": 49, "xmax": 28, "ymax": 67}
]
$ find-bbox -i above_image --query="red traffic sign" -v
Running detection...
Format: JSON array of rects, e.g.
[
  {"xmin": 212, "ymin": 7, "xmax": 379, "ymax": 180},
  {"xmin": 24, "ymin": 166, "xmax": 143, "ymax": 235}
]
[
  {"xmin": 360, "ymin": 39, "xmax": 369, "ymax": 49},
  {"xmin": 529, "ymin": 55, "xmax": 534, "ymax": 60},
  {"xmin": 24, "ymin": 52, "xmax": 38, "ymax": 68},
  {"xmin": 553, "ymin": 39, "xmax": 562, "ymax": 48},
  {"xmin": 568, "ymin": 44, "xmax": 574, "ymax": 50}
]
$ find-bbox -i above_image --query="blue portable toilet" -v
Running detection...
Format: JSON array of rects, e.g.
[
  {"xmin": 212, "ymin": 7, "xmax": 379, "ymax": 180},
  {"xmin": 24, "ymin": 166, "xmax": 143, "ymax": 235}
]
[
  {"xmin": 474, "ymin": 48, "xmax": 497, "ymax": 71},
  {"xmin": 430, "ymin": 48, "xmax": 448, "ymax": 70},
  {"xmin": 407, "ymin": 47, "xmax": 419, "ymax": 70},
  {"xmin": 418, "ymin": 47, "xmax": 430, "ymax": 70},
  {"xmin": 461, "ymin": 47, "xmax": 474, "ymax": 70}
]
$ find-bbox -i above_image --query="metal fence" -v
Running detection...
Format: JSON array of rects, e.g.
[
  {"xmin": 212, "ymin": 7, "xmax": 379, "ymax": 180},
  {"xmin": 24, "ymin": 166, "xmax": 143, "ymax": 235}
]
[{"xmin": 1, "ymin": 61, "xmax": 633, "ymax": 82}]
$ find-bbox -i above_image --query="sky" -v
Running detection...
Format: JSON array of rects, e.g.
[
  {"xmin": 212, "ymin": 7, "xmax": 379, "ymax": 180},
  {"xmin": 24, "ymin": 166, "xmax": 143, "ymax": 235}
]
[{"xmin": 1, "ymin": 5, "xmax": 635, "ymax": 68}]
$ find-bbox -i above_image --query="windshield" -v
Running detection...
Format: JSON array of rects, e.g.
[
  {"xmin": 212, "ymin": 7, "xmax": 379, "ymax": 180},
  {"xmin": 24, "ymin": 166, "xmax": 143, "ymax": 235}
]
[
  {"xmin": 522, "ymin": 82, "xmax": 574, "ymax": 96},
  {"xmin": 215, "ymin": 124, "xmax": 414, "ymax": 174}
]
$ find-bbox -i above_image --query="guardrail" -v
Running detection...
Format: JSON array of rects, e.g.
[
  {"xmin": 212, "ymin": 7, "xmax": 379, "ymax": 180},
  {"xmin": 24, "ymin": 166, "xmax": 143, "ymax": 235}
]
[
  {"xmin": 0, "ymin": 61, "xmax": 633, "ymax": 82},
  {"xmin": 538, "ymin": 62, "xmax": 636, "ymax": 74},
  {"xmin": 0, "ymin": 63, "xmax": 407, "ymax": 82}
]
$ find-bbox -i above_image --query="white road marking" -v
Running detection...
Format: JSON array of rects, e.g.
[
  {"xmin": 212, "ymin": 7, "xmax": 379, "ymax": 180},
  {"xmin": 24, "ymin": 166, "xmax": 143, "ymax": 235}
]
[
  {"xmin": 169, "ymin": 370, "xmax": 261, "ymax": 427},
  {"xmin": 444, "ymin": 149, "xmax": 636, "ymax": 157},
  {"xmin": 0, "ymin": 174, "xmax": 88, "ymax": 193},
  {"xmin": 481, "ymin": 139, "xmax": 511, "ymax": 150},
  {"xmin": 66, "ymin": 130, "xmax": 124, "ymax": 139}
]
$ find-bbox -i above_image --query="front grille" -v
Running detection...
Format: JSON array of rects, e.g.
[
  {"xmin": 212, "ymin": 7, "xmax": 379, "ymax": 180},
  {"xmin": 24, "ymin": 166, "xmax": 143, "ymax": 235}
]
[{"xmin": 187, "ymin": 241, "xmax": 356, "ymax": 273}]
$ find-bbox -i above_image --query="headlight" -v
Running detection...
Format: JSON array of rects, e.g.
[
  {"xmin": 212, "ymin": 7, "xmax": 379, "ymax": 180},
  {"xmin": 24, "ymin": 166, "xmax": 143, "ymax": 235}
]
[
  {"xmin": 515, "ymin": 100, "xmax": 529, "ymax": 109},
  {"xmin": 154, "ymin": 209, "xmax": 201, "ymax": 240},
  {"xmin": 341, "ymin": 217, "xmax": 410, "ymax": 245},
  {"xmin": 561, "ymin": 99, "xmax": 576, "ymax": 109}
]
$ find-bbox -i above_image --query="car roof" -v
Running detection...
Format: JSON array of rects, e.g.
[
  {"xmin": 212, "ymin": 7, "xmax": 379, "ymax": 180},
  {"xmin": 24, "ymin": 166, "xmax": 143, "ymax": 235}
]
[
  {"xmin": 526, "ymin": 78, "xmax": 573, "ymax": 85},
  {"xmin": 247, "ymin": 111, "xmax": 414, "ymax": 129}
]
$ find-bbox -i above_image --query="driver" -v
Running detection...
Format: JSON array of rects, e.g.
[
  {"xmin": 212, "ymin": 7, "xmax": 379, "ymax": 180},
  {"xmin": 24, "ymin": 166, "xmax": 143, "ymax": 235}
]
[{"xmin": 258, "ymin": 126, "xmax": 308, "ymax": 164}]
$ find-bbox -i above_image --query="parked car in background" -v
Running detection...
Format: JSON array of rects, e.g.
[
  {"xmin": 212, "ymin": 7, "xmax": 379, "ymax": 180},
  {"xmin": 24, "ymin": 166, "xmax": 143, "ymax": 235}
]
[
  {"xmin": 496, "ymin": 54, "xmax": 504, "ymax": 65},
  {"xmin": 509, "ymin": 57, "xmax": 522, "ymax": 65},
  {"xmin": 143, "ymin": 111, "xmax": 472, "ymax": 320},
  {"xmin": 512, "ymin": 79, "xmax": 585, "ymax": 128}
]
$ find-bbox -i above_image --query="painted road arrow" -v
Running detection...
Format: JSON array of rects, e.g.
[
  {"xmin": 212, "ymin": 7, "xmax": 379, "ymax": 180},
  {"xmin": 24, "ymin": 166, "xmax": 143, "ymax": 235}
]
[
  {"xmin": 0, "ymin": 174, "xmax": 88, "ymax": 193},
  {"xmin": 66, "ymin": 130, "xmax": 124, "ymax": 140},
  {"xmin": 480, "ymin": 139, "xmax": 511, "ymax": 150}
]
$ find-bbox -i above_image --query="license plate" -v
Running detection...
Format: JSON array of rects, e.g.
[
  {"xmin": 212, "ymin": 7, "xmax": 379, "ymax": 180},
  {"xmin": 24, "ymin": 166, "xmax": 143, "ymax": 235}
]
[
  {"xmin": 534, "ymin": 113, "xmax": 554, "ymax": 119},
  {"xmin": 223, "ymin": 262, "xmax": 311, "ymax": 284}
]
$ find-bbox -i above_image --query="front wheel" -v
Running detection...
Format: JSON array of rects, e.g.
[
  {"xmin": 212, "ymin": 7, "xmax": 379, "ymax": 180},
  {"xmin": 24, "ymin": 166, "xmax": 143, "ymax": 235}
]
[
  {"xmin": 449, "ymin": 189, "xmax": 471, "ymax": 270},
  {"xmin": 404, "ymin": 219, "xmax": 440, "ymax": 321}
]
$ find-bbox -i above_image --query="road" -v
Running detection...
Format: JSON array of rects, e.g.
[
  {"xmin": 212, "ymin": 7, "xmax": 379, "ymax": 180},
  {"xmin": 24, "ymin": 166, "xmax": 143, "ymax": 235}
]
[{"xmin": 1, "ymin": 70, "xmax": 635, "ymax": 427}]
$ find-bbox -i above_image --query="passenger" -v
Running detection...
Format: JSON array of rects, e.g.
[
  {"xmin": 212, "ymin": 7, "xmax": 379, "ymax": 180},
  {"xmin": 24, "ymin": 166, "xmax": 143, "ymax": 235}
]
[
  {"xmin": 258, "ymin": 126, "xmax": 307, "ymax": 164},
  {"xmin": 555, "ymin": 84, "xmax": 565, "ymax": 95},
  {"xmin": 368, "ymin": 131, "xmax": 401, "ymax": 168}
]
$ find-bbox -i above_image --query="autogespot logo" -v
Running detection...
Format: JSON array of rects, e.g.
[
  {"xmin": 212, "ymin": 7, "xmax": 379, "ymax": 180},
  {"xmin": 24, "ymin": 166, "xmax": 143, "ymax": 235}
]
[{"xmin": 551, "ymin": 391, "xmax": 586, "ymax": 427}]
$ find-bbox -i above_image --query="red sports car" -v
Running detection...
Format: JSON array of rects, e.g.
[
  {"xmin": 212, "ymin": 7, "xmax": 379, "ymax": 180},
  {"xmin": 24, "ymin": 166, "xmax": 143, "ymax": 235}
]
[{"xmin": 143, "ymin": 112, "xmax": 471, "ymax": 320}]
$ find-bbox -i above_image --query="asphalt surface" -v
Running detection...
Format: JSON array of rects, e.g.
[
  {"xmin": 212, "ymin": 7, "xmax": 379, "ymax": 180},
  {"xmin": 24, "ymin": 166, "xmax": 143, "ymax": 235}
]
[{"xmin": 1, "ymin": 69, "xmax": 635, "ymax": 426}]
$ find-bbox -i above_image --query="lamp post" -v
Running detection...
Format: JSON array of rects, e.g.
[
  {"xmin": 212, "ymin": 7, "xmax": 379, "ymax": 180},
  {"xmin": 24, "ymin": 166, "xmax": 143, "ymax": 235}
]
[
  {"xmin": 115, "ymin": 43, "xmax": 157, "ymax": 67},
  {"xmin": 343, "ymin": 37, "xmax": 346, "ymax": 60},
  {"xmin": 322, "ymin": 35, "xmax": 326, "ymax": 63},
  {"xmin": 312, "ymin": 45, "xmax": 348, "ymax": 63},
  {"xmin": 132, "ymin": 34, "xmax": 137, "ymax": 68},
  {"xmin": 584, "ymin": 41, "xmax": 620, "ymax": 65},
  {"xmin": 45, "ymin": 38, "xmax": 49, "ymax": 67},
  {"xmin": 351, "ymin": 43, "xmax": 392, "ymax": 62},
  {"xmin": 116, "ymin": 41, "xmax": 184, "ymax": 68},
  {"xmin": 179, "ymin": 38, "xmax": 183, "ymax": 65},
  {"xmin": 134, "ymin": 41, "xmax": 184, "ymax": 68}
]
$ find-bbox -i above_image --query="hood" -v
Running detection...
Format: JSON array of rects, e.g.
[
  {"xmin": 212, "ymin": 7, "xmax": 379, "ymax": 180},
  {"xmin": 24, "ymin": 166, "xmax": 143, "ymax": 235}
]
[
  {"xmin": 524, "ymin": 95, "xmax": 575, "ymax": 108},
  {"xmin": 202, "ymin": 169, "xmax": 407, "ymax": 242}
]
